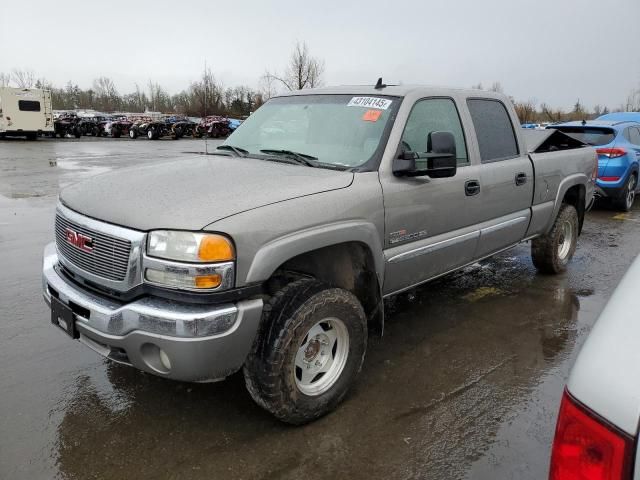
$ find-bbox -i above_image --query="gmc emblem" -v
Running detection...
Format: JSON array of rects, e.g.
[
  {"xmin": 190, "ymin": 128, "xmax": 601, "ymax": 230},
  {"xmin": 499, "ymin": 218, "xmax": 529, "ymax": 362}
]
[{"xmin": 65, "ymin": 228, "xmax": 94, "ymax": 253}]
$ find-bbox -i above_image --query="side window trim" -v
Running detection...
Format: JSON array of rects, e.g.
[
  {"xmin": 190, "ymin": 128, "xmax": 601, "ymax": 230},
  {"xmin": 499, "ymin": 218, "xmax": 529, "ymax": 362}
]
[
  {"xmin": 467, "ymin": 97, "xmax": 520, "ymax": 163},
  {"xmin": 400, "ymin": 96, "xmax": 470, "ymax": 167}
]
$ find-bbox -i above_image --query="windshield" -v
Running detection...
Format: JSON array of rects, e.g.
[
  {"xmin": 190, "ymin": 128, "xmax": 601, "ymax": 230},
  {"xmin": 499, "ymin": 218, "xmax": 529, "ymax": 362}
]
[
  {"xmin": 552, "ymin": 126, "xmax": 616, "ymax": 146},
  {"xmin": 223, "ymin": 94, "xmax": 399, "ymax": 168}
]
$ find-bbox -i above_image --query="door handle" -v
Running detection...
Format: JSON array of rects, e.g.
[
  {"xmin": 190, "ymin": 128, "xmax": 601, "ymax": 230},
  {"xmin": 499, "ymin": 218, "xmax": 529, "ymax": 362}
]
[
  {"xmin": 465, "ymin": 180, "xmax": 481, "ymax": 196},
  {"xmin": 515, "ymin": 172, "xmax": 528, "ymax": 186}
]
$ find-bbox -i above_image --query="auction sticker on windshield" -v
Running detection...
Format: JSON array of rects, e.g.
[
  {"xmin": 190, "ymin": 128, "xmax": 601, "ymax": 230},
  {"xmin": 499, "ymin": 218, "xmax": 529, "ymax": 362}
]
[{"xmin": 347, "ymin": 97, "xmax": 393, "ymax": 110}]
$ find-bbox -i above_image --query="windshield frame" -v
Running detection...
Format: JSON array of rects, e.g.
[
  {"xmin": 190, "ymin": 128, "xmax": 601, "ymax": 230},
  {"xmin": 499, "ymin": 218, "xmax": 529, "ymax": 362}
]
[{"xmin": 223, "ymin": 93, "xmax": 403, "ymax": 172}]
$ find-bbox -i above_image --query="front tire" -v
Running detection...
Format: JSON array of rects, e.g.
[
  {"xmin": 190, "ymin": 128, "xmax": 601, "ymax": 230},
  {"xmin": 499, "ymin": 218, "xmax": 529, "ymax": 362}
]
[
  {"xmin": 243, "ymin": 279, "xmax": 367, "ymax": 424},
  {"xmin": 531, "ymin": 204, "xmax": 579, "ymax": 274}
]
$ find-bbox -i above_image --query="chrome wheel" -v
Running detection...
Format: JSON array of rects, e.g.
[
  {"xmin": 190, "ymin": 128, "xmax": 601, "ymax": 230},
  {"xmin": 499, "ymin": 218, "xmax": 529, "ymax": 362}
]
[
  {"xmin": 294, "ymin": 317, "xmax": 349, "ymax": 396},
  {"xmin": 557, "ymin": 220, "xmax": 573, "ymax": 261},
  {"xmin": 626, "ymin": 176, "xmax": 636, "ymax": 210}
]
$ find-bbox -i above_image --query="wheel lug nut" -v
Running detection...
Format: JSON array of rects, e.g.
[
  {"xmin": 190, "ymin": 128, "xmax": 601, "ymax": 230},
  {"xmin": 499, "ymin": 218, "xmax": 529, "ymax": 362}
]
[{"xmin": 315, "ymin": 360, "xmax": 321, "ymax": 366}]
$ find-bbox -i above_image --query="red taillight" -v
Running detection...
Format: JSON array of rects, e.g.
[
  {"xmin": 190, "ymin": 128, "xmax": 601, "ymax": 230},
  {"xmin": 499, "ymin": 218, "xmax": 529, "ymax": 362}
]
[
  {"xmin": 550, "ymin": 390, "xmax": 633, "ymax": 480},
  {"xmin": 596, "ymin": 148, "xmax": 627, "ymax": 159}
]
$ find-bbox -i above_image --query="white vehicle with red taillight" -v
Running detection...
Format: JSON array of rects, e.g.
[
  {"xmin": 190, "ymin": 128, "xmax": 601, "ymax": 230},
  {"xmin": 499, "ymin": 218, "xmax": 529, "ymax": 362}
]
[
  {"xmin": 549, "ymin": 256, "xmax": 640, "ymax": 479},
  {"xmin": 0, "ymin": 87, "xmax": 54, "ymax": 140}
]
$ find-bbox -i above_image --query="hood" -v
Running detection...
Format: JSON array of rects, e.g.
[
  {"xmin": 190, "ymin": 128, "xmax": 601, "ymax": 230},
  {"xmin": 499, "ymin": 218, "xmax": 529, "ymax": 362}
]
[{"xmin": 60, "ymin": 154, "xmax": 354, "ymax": 231}]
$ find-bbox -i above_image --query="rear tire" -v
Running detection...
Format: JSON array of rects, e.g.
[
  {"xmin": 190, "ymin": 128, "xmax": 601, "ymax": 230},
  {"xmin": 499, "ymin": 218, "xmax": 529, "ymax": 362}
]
[
  {"xmin": 531, "ymin": 204, "xmax": 579, "ymax": 274},
  {"xmin": 243, "ymin": 279, "xmax": 367, "ymax": 425},
  {"xmin": 614, "ymin": 173, "xmax": 637, "ymax": 212}
]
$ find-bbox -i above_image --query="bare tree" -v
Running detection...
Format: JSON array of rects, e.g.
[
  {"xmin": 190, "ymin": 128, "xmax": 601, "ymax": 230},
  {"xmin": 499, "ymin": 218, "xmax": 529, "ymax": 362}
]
[
  {"xmin": 514, "ymin": 99, "xmax": 537, "ymax": 123},
  {"xmin": 93, "ymin": 77, "xmax": 118, "ymax": 98},
  {"xmin": 12, "ymin": 69, "xmax": 35, "ymax": 88},
  {"xmin": 93, "ymin": 77, "xmax": 119, "ymax": 111},
  {"xmin": 489, "ymin": 81, "xmax": 504, "ymax": 93},
  {"xmin": 259, "ymin": 73, "xmax": 278, "ymax": 101},
  {"xmin": 264, "ymin": 41, "xmax": 325, "ymax": 91},
  {"xmin": 471, "ymin": 82, "xmax": 483, "ymax": 90},
  {"xmin": 625, "ymin": 86, "xmax": 640, "ymax": 112},
  {"xmin": 0, "ymin": 72, "xmax": 10, "ymax": 87},
  {"xmin": 540, "ymin": 102, "xmax": 564, "ymax": 123}
]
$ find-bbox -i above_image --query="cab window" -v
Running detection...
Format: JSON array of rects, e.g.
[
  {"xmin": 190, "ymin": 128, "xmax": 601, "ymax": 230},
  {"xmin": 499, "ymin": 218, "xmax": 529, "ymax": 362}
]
[
  {"xmin": 467, "ymin": 98, "xmax": 519, "ymax": 162},
  {"xmin": 401, "ymin": 98, "xmax": 469, "ymax": 166}
]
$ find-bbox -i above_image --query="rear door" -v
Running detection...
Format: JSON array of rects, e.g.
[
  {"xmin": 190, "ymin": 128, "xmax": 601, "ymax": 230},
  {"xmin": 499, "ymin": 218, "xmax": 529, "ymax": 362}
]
[{"xmin": 466, "ymin": 98, "xmax": 534, "ymax": 258}]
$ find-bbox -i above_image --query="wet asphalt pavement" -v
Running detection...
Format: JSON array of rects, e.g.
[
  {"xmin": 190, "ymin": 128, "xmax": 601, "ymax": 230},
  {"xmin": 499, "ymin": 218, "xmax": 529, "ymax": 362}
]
[{"xmin": 1, "ymin": 137, "xmax": 639, "ymax": 480}]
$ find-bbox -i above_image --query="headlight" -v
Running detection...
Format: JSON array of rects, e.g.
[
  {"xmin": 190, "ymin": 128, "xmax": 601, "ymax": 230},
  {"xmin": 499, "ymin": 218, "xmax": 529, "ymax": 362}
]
[
  {"xmin": 147, "ymin": 231, "xmax": 234, "ymax": 263},
  {"xmin": 144, "ymin": 231, "xmax": 235, "ymax": 291}
]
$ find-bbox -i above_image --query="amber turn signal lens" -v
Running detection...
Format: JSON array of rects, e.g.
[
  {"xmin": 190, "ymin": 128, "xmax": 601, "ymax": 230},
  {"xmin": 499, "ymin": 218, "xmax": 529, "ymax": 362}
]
[
  {"xmin": 197, "ymin": 235, "xmax": 234, "ymax": 262},
  {"xmin": 194, "ymin": 274, "xmax": 222, "ymax": 289}
]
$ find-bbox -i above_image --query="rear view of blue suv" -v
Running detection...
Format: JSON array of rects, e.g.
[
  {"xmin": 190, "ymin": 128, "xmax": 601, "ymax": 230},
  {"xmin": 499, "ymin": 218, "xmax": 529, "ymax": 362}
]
[{"xmin": 548, "ymin": 121, "xmax": 640, "ymax": 211}]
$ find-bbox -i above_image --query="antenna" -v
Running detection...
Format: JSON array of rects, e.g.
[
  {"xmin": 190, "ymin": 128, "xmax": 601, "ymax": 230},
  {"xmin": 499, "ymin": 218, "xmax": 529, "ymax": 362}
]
[
  {"xmin": 374, "ymin": 77, "xmax": 386, "ymax": 89},
  {"xmin": 204, "ymin": 59, "xmax": 209, "ymax": 154}
]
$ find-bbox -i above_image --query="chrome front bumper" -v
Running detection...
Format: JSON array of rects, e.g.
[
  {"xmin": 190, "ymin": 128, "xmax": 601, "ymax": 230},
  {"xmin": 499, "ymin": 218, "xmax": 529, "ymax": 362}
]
[{"xmin": 42, "ymin": 242, "xmax": 263, "ymax": 382}]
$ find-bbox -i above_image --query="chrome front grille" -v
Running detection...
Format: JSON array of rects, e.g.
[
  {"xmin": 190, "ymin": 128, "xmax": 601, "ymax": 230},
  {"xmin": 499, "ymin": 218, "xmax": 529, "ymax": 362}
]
[{"xmin": 55, "ymin": 214, "xmax": 132, "ymax": 281}]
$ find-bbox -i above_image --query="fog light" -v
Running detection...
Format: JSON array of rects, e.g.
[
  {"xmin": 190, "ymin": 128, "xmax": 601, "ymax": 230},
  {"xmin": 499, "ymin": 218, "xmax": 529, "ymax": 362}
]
[{"xmin": 159, "ymin": 349, "xmax": 171, "ymax": 370}]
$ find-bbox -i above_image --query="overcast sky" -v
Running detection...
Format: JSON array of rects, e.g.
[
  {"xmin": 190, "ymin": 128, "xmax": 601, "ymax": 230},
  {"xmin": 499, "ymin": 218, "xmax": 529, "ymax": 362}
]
[{"xmin": 2, "ymin": 0, "xmax": 639, "ymax": 109}]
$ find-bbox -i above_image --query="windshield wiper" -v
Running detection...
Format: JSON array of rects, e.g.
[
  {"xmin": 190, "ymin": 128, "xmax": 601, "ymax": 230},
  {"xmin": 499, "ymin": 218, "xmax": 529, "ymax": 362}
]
[
  {"xmin": 216, "ymin": 145, "xmax": 248, "ymax": 157},
  {"xmin": 259, "ymin": 149, "xmax": 318, "ymax": 167}
]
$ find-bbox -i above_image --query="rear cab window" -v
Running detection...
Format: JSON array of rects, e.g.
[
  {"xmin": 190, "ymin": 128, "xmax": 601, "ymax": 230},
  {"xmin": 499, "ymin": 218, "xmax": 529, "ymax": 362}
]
[
  {"xmin": 467, "ymin": 98, "xmax": 519, "ymax": 162},
  {"xmin": 18, "ymin": 100, "xmax": 41, "ymax": 112},
  {"xmin": 553, "ymin": 127, "xmax": 615, "ymax": 146}
]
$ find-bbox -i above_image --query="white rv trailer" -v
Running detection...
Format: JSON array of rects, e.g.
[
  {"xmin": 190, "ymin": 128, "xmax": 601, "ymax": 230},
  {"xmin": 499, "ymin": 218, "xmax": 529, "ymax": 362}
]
[{"xmin": 0, "ymin": 87, "xmax": 54, "ymax": 139}]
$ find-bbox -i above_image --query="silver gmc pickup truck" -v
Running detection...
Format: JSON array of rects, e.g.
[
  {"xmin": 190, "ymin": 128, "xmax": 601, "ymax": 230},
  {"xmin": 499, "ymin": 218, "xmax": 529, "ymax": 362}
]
[{"xmin": 43, "ymin": 84, "xmax": 597, "ymax": 424}]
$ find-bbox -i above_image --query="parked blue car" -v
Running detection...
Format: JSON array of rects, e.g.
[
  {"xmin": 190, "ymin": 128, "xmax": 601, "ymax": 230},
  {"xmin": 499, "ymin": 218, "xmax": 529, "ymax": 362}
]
[{"xmin": 548, "ymin": 120, "xmax": 640, "ymax": 211}]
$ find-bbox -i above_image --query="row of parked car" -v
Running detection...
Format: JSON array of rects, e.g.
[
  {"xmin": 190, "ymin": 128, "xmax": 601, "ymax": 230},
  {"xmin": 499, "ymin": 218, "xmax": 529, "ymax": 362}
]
[{"xmin": 52, "ymin": 112, "xmax": 243, "ymax": 140}]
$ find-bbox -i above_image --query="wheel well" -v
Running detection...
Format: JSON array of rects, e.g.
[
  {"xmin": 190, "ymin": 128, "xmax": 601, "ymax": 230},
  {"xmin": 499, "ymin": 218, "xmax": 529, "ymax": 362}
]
[
  {"xmin": 268, "ymin": 242, "xmax": 384, "ymax": 335},
  {"xmin": 562, "ymin": 184, "xmax": 586, "ymax": 233}
]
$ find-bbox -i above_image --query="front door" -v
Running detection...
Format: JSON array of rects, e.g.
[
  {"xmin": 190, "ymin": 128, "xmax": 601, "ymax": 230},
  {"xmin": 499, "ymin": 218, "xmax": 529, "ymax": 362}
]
[{"xmin": 379, "ymin": 97, "xmax": 482, "ymax": 296}]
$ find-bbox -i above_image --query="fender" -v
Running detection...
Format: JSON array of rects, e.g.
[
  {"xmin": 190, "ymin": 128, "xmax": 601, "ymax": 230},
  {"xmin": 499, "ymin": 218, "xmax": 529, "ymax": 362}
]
[
  {"xmin": 244, "ymin": 220, "xmax": 385, "ymax": 286},
  {"xmin": 546, "ymin": 173, "xmax": 588, "ymax": 233}
]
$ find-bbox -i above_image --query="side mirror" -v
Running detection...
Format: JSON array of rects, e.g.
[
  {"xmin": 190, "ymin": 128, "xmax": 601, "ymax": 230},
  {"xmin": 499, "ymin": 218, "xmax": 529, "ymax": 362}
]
[
  {"xmin": 425, "ymin": 131, "xmax": 457, "ymax": 178},
  {"xmin": 393, "ymin": 131, "xmax": 458, "ymax": 178}
]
